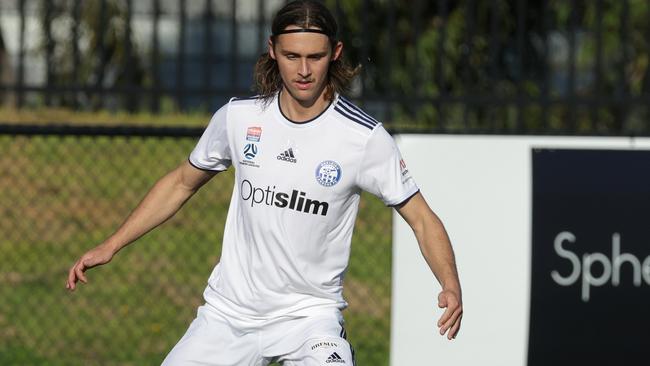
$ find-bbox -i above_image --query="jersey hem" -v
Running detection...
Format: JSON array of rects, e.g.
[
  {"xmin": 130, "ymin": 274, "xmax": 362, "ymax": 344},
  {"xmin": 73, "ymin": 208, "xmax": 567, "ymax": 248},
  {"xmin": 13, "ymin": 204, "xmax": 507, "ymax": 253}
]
[{"xmin": 204, "ymin": 284, "xmax": 347, "ymax": 322}]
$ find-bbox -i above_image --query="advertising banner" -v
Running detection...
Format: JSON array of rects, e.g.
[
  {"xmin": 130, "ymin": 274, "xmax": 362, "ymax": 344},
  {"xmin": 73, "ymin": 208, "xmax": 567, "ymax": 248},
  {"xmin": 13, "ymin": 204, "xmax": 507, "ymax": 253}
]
[{"xmin": 529, "ymin": 149, "xmax": 650, "ymax": 365}]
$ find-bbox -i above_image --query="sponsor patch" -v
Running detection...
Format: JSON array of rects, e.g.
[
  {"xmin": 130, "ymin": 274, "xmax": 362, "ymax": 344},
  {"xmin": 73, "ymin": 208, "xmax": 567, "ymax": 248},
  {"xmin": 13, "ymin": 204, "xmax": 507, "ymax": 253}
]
[
  {"xmin": 241, "ymin": 143, "xmax": 260, "ymax": 168},
  {"xmin": 310, "ymin": 341, "xmax": 338, "ymax": 351},
  {"xmin": 277, "ymin": 148, "xmax": 297, "ymax": 163},
  {"xmin": 325, "ymin": 352, "xmax": 345, "ymax": 363},
  {"xmin": 240, "ymin": 179, "xmax": 329, "ymax": 216},
  {"xmin": 246, "ymin": 126, "xmax": 262, "ymax": 142},
  {"xmin": 399, "ymin": 158, "xmax": 411, "ymax": 183},
  {"xmin": 244, "ymin": 143, "xmax": 258, "ymax": 159}
]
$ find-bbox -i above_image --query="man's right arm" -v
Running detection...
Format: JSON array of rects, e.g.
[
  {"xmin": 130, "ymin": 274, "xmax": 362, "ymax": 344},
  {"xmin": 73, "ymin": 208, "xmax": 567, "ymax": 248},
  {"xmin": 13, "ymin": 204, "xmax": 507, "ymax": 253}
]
[{"xmin": 66, "ymin": 160, "xmax": 219, "ymax": 291}]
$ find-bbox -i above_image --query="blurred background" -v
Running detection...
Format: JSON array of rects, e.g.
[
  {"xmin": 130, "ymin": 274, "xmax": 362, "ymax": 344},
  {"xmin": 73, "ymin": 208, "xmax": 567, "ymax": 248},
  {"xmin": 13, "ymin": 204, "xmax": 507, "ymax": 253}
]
[{"xmin": 1, "ymin": 0, "xmax": 649, "ymax": 365}]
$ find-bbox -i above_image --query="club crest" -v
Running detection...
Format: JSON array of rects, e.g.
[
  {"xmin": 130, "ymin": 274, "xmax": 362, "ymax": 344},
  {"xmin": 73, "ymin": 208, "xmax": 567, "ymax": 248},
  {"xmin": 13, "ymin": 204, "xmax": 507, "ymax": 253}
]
[{"xmin": 315, "ymin": 160, "xmax": 342, "ymax": 187}]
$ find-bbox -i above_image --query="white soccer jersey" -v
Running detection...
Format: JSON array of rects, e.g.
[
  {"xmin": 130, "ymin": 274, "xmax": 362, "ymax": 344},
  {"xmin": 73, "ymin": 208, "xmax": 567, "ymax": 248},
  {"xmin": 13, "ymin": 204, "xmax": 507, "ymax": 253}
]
[{"xmin": 189, "ymin": 92, "xmax": 418, "ymax": 321}]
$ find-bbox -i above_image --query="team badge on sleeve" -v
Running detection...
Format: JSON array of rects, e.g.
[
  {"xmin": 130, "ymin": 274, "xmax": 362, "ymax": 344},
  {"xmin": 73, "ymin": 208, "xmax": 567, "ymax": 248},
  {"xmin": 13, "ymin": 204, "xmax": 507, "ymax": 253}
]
[
  {"xmin": 246, "ymin": 126, "xmax": 262, "ymax": 142},
  {"xmin": 316, "ymin": 160, "xmax": 342, "ymax": 187}
]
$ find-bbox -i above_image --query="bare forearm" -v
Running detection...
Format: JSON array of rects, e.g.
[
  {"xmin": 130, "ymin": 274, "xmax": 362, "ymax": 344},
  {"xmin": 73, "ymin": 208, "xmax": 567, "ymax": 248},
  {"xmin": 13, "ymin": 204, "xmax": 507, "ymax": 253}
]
[
  {"xmin": 414, "ymin": 211, "xmax": 461, "ymax": 293},
  {"xmin": 103, "ymin": 167, "xmax": 197, "ymax": 254},
  {"xmin": 396, "ymin": 192, "xmax": 463, "ymax": 338}
]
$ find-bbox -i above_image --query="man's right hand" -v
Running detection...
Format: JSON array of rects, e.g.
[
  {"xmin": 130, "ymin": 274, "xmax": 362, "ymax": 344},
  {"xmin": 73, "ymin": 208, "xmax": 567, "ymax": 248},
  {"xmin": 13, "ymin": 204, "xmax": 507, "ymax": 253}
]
[{"xmin": 66, "ymin": 243, "xmax": 116, "ymax": 291}]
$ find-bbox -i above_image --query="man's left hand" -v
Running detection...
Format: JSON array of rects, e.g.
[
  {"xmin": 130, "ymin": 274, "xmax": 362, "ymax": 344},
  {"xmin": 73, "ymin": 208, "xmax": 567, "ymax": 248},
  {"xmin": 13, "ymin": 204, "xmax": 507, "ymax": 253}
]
[{"xmin": 437, "ymin": 289, "xmax": 463, "ymax": 340}]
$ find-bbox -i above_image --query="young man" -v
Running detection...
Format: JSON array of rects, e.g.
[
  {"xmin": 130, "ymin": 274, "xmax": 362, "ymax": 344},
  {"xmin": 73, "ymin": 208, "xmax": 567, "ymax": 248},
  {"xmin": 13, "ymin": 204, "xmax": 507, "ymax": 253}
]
[{"xmin": 66, "ymin": 1, "xmax": 462, "ymax": 365}]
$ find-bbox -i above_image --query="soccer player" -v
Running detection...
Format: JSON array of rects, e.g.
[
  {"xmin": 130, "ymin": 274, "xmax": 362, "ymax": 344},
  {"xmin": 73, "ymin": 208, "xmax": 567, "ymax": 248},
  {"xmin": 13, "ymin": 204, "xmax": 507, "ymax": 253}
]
[{"xmin": 66, "ymin": 1, "xmax": 463, "ymax": 364}]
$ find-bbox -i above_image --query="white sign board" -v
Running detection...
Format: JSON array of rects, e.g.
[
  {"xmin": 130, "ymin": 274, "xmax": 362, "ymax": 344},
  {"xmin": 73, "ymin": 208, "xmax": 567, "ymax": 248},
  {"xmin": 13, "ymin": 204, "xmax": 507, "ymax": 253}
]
[{"xmin": 390, "ymin": 135, "xmax": 650, "ymax": 366}]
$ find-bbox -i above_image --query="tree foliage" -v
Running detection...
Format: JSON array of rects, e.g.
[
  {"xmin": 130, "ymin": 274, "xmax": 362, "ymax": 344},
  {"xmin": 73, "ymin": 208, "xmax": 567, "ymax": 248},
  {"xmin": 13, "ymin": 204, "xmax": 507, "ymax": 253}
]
[
  {"xmin": 39, "ymin": 0, "xmax": 145, "ymax": 110},
  {"xmin": 328, "ymin": 0, "xmax": 650, "ymax": 134}
]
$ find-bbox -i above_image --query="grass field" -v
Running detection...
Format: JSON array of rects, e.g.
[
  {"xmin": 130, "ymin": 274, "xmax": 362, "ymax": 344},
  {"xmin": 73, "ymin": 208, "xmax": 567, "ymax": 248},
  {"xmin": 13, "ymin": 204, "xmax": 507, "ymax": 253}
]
[{"xmin": 0, "ymin": 130, "xmax": 393, "ymax": 365}]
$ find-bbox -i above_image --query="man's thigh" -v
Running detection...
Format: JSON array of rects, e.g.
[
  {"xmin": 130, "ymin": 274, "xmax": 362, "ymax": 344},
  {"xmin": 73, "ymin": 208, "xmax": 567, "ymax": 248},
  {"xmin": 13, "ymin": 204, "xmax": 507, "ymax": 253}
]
[{"xmin": 161, "ymin": 305, "xmax": 269, "ymax": 366}]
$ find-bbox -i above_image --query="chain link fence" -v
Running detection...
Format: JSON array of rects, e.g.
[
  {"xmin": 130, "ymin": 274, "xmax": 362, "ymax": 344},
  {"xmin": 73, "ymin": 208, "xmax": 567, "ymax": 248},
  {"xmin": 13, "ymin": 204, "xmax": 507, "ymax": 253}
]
[{"xmin": 0, "ymin": 131, "xmax": 393, "ymax": 365}]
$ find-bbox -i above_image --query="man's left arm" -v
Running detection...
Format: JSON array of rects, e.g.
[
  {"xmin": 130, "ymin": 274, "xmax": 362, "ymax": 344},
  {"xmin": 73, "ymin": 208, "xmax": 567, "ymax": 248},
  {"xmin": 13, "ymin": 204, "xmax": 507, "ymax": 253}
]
[{"xmin": 395, "ymin": 191, "xmax": 463, "ymax": 340}]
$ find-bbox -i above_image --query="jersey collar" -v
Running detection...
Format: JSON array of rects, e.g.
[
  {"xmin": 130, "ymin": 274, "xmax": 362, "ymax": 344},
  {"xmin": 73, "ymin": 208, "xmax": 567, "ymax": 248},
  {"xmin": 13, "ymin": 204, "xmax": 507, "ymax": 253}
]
[{"xmin": 273, "ymin": 90, "xmax": 338, "ymax": 129}]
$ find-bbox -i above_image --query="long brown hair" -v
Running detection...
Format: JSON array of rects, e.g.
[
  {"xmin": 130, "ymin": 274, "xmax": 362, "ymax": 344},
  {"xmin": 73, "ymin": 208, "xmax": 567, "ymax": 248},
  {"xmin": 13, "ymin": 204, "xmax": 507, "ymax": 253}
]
[{"xmin": 253, "ymin": 0, "xmax": 360, "ymax": 105}]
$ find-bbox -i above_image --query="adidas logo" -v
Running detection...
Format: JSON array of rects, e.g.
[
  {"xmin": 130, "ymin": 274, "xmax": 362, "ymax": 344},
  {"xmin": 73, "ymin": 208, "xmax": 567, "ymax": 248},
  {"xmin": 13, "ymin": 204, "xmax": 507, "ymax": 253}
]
[
  {"xmin": 277, "ymin": 148, "xmax": 297, "ymax": 163},
  {"xmin": 325, "ymin": 352, "xmax": 345, "ymax": 363}
]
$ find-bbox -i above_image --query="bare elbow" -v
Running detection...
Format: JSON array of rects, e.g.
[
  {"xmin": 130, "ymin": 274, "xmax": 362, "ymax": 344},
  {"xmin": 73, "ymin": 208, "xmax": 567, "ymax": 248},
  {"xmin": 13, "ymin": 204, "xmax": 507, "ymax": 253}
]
[{"xmin": 409, "ymin": 215, "xmax": 428, "ymax": 238}]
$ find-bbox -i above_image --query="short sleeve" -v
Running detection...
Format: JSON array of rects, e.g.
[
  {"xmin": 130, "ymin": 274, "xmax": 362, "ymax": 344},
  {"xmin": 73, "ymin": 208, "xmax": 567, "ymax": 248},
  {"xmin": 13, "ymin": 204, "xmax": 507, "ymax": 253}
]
[
  {"xmin": 356, "ymin": 126, "xmax": 419, "ymax": 206},
  {"xmin": 189, "ymin": 104, "xmax": 232, "ymax": 171}
]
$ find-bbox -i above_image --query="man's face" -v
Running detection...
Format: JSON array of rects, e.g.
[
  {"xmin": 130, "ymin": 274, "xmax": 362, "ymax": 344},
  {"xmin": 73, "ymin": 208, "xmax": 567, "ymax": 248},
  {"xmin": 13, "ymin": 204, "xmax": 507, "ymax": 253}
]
[{"xmin": 269, "ymin": 26, "xmax": 342, "ymax": 105}]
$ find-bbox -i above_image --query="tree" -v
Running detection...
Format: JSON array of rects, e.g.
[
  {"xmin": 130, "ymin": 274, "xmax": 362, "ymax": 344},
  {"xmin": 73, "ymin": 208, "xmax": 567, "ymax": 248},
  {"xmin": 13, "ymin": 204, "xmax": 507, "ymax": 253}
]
[
  {"xmin": 0, "ymin": 29, "xmax": 16, "ymax": 106},
  {"xmin": 39, "ymin": 0, "xmax": 145, "ymax": 111},
  {"xmin": 327, "ymin": 0, "xmax": 650, "ymax": 134}
]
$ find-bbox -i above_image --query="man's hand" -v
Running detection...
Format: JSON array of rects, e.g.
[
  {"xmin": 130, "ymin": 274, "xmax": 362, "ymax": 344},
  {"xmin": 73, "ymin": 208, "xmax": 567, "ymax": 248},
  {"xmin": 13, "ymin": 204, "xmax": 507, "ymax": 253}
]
[
  {"xmin": 66, "ymin": 243, "xmax": 115, "ymax": 291},
  {"xmin": 437, "ymin": 289, "xmax": 463, "ymax": 340}
]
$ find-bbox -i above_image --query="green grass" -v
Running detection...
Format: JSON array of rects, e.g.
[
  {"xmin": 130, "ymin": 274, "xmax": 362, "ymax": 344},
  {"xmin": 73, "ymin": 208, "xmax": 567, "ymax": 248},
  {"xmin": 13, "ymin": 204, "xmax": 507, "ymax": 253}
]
[{"xmin": 0, "ymin": 133, "xmax": 393, "ymax": 365}]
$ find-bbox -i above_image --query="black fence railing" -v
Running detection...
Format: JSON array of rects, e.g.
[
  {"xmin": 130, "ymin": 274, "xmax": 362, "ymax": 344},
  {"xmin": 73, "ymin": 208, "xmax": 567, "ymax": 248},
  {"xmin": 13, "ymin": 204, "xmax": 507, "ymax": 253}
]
[{"xmin": 1, "ymin": 0, "xmax": 650, "ymax": 134}]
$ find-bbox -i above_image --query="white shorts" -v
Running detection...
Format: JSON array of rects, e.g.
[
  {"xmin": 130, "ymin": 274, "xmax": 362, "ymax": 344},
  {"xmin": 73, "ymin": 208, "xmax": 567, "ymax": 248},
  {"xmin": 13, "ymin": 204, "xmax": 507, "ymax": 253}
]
[{"xmin": 161, "ymin": 304, "xmax": 355, "ymax": 366}]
